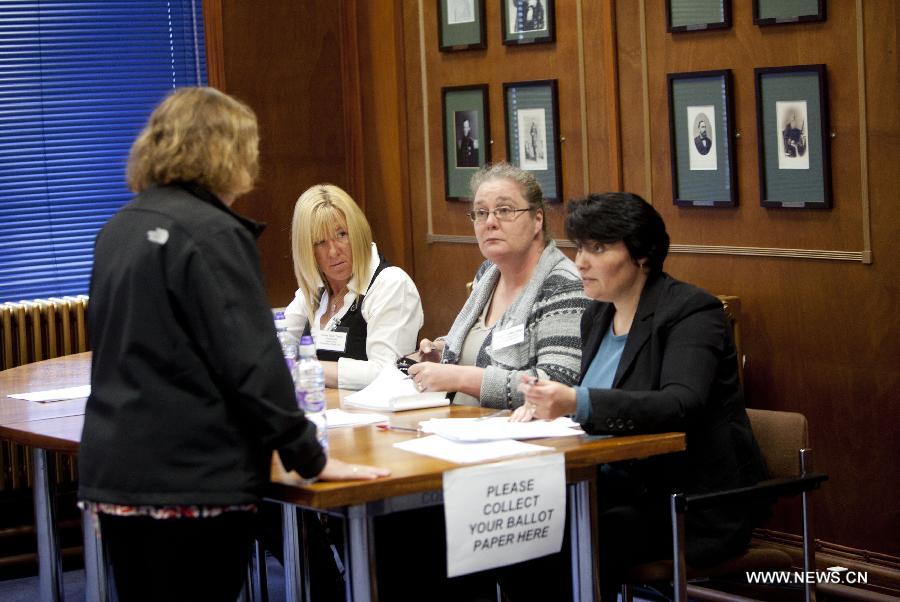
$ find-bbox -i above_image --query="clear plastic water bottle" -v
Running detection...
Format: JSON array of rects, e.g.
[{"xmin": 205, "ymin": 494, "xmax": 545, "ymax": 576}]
[
  {"xmin": 295, "ymin": 335, "xmax": 328, "ymax": 451},
  {"xmin": 274, "ymin": 311, "xmax": 297, "ymax": 373}
]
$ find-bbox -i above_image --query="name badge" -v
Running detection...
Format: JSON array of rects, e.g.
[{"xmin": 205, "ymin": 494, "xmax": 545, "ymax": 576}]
[
  {"xmin": 316, "ymin": 330, "xmax": 348, "ymax": 353},
  {"xmin": 492, "ymin": 323, "xmax": 525, "ymax": 350}
]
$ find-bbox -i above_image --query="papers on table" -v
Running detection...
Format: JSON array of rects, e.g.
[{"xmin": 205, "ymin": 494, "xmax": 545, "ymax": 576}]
[
  {"xmin": 419, "ymin": 416, "xmax": 583, "ymax": 442},
  {"xmin": 7, "ymin": 385, "xmax": 91, "ymax": 403},
  {"xmin": 325, "ymin": 408, "xmax": 388, "ymax": 428},
  {"xmin": 343, "ymin": 366, "xmax": 449, "ymax": 412},
  {"xmin": 394, "ymin": 435, "xmax": 553, "ymax": 464}
]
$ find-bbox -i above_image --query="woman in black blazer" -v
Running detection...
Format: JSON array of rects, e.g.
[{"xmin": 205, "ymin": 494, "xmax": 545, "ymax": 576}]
[{"xmin": 514, "ymin": 192, "xmax": 767, "ymax": 599}]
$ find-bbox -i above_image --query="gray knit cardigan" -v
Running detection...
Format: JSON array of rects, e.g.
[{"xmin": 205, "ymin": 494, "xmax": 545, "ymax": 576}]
[{"xmin": 441, "ymin": 242, "xmax": 589, "ymax": 409}]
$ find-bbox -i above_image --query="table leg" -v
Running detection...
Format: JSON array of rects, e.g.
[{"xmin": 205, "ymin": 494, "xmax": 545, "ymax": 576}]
[
  {"xmin": 81, "ymin": 505, "xmax": 109, "ymax": 601},
  {"xmin": 247, "ymin": 538, "xmax": 268, "ymax": 602},
  {"xmin": 282, "ymin": 504, "xmax": 306, "ymax": 602},
  {"xmin": 568, "ymin": 481, "xmax": 595, "ymax": 602},
  {"xmin": 345, "ymin": 504, "xmax": 377, "ymax": 602},
  {"xmin": 32, "ymin": 448, "xmax": 63, "ymax": 602}
]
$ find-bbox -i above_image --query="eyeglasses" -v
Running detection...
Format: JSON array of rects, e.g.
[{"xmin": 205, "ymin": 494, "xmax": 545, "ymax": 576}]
[{"xmin": 466, "ymin": 207, "xmax": 531, "ymax": 223}]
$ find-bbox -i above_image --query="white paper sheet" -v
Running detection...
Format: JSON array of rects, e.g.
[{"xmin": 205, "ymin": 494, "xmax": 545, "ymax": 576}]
[
  {"xmin": 7, "ymin": 385, "xmax": 91, "ymax": 403},
  {"xmin": 393, "ymin": 435, "xmax": 552, "ymax": 464},
  {"xmin": 343, "ymin": 366, "xmax": 449, "ymax": 412},
  {"xmin": 324, "ymin": 408, "xmax": 388, "ymax": 428},
  {"xmin": 418, "ymin": 416, "xmax": 582, "ymax": 442}
]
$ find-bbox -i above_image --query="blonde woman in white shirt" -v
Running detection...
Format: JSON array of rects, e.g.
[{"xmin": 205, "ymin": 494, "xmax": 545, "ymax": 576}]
[{"xmin": 285, "ymin": 184, "xmax": 423, "ymax": 390}]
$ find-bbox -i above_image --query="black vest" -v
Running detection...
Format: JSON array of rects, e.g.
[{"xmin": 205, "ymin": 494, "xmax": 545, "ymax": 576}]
[{"xmin": 303, "ymin": 256, "xmax": 390, "ymax": 362}]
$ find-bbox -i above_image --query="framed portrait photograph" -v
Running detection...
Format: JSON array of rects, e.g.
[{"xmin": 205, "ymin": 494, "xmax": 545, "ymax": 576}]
[
  {"xmin": 667, "ymin": 70, "xmax": 736, "ymax": 207},
  {"xmin": 667, "ymin": 0, "xmax": 731, "ymax": 33},
  {"xmin": 754, "ymin": 64, "xmax": 831, "ymax": 209},
  {"xmin": 439, "ymin": 0, "xmax": 486, "ymax": 51},
  {"xmin": 501, "ymin": 0, "xmax": 555, "ymax": 46},
  {"xmin": 503, "ymin": 79, "xmax": 561, "ymax": 201},
  {"xmin": 442, "ymin": 85, "xmax": 490, "ymax": 201},
  {"xmin": 753, "ymin": 0, "xmax": 826, "ymax": 26}
]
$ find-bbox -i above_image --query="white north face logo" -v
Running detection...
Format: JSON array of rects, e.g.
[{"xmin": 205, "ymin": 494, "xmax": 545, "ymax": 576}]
[{"xmin": 147, "ymin": 227, "xmax": 169, "ymax": 245}]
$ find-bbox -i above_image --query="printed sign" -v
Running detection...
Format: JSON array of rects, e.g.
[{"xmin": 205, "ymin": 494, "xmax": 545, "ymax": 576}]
[{"xmin": 442, "ymin": 453, "xmax": 565, "ymax": 577}]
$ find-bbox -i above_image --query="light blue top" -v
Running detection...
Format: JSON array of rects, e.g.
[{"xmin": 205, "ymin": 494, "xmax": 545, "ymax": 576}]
[{"xmin": 574, "ymin": 322, "xmax": 628, "ymax": 423}]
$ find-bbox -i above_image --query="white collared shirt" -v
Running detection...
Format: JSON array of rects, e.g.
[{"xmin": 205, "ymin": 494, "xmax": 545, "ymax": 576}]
[{"xmin": 284, "ymin": 242, "xmax": 424, "ymax": 390}]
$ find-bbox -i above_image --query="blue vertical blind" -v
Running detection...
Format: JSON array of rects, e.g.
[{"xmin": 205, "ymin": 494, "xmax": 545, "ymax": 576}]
[{"xmin": 0, "ymin": 1, "xmax": 207, "ymax": 302}]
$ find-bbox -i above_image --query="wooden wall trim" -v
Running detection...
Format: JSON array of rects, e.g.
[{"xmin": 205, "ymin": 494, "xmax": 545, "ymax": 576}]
[
  {"xmin": 201, "ymin": 0, "xmax": 226, "ymax": 90},
  {"xmin": 426, "ymin": 234, "xmax": 476, "ymax": 245},
  {"xmin": 426, "ymin": 235, "xmax": 570, "ymax": 247},
  {"xmin": 639, "ymin": 0, "xmax": 653, "ymax": 201},
  {"xmin": 856, "ymin": 0, "xmax": 873, "ymax": 264},
  {"xmin": 425, "ymin": 237, "xmax": 867, "ymax": 263},
  {"xmin": 340, "ymin": 0, "xmax": 365, "ymax": 209},
  {"xmin": 575, "ymin": 0, "xmax": 590, "ymax": 192},
  {"xmin": 416, "ymin": 0, "xmax": 435, "ymax": 238},
  {"xmin": 669, "ymin": 244, "xmax": 867, "ymax": 262},
  {"xmin": 603, "ymin": 0, "xmax": 623, "ymax": 191},
  {"xmin": 637, "ymin": 0, "xmax": 873, "ymax": 264}
]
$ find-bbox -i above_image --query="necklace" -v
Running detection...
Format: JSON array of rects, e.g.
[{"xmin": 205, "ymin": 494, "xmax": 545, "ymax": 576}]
[{"xmin": 329, "ymin": 289, "xmax": 347, "ymax": 315}]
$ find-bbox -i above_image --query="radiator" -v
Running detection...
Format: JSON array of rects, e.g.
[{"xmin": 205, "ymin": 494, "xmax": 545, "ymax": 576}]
[{"xmin": 0, "ymin": 296, "xmax": 88, "ymax": 492}]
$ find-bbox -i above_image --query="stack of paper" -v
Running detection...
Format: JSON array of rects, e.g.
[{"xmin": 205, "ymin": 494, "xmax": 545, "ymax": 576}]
[
  {"xmin": 419, "ymin": 416, "xmax": 583, "ymax": 442},
  {"xmin": 324, "ymin": 408, "xmax": 388, "ymax": 428},
  {"xmin": 394, "ymin": 435, "xmax": 552, "ymax": 464},
  {"xmin": 343, "ymin": 366, "xmax": 449, "ymax": 412},
  {"xmin": 7, "ymin": 385, "xmax": 91, "ymax": 403}
]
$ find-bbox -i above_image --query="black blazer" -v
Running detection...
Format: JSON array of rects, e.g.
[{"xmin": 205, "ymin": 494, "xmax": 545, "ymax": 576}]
[{"xmin": 579, "ymin": 273, "xmax": 767, "ymax": 565}]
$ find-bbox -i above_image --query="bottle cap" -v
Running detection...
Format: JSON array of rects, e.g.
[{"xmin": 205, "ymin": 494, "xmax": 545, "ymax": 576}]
[{"xmin": 300, "ymin": 335, "xmax": 315, "ymax": 346}]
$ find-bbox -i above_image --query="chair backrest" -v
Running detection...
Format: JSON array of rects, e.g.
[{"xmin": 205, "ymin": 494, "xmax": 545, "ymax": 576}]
[
  {"xmin": 746, "ymin": 408, "xmax": 809, "ymax": 479},
  {"xmin": 716, "ymin": 295, "xmax": 744, "ymax": 386}
]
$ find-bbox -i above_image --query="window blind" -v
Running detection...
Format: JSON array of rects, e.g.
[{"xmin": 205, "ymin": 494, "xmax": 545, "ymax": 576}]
[{"xmin": 0, "ymin": 1, "xmax": 207, "ymax": 302}]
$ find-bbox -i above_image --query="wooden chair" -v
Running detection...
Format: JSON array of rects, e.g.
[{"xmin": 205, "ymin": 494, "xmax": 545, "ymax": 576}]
[
  {"xmin": 716, "ymin": 295, "xmax": 743, "ymax": 387},
  {"xmin": 622, "ymin": 409, "xmax": 828, "ymax": 602}
]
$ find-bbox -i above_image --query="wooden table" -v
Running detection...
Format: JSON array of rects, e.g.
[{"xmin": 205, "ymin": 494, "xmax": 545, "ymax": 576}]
[
  {"xmin": 269, "ymin": 396, "xmax": 685, "ymax": 602},
  {"xmin": 0, "ymin": 354, "xmax": 92, "ymax": 602},
  {"xmin": 1, "ymin": 353, "xmax": 686, "ymax": 602}
]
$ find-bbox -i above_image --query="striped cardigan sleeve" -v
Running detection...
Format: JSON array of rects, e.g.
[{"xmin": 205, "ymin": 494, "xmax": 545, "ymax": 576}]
[{"xmin": 479, "ymin": 266, "xmax": 589, "ymax": 409}]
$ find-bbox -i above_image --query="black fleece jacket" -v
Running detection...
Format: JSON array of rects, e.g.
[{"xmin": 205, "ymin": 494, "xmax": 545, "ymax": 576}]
[{"xmin": 79, "ymin": 183, "xmax": 325, "ymax": 506}]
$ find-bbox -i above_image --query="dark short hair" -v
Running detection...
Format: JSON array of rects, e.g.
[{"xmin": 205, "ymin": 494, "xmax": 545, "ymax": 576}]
[{"xmin": 565, "ymin": 192, "xmax": 670, "ymax": 272}]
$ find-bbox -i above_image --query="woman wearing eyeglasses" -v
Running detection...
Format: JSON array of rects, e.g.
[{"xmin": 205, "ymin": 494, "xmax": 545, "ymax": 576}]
[
  {"xmin": 398, "ymin": 162, "xmax": 587, "ymax": 600},
  {"xmin": 409, "ymin": 162, "xmax": 588, "ymax": 409}
]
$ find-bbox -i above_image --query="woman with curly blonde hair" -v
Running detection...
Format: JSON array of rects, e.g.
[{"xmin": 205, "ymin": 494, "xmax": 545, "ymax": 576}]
[{"xmin": 81, "ymin": 87, "xmax": 387, "ymax": 601}]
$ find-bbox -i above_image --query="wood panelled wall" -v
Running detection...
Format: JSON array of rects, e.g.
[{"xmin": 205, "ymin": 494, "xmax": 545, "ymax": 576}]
[
  {"xmin": 205, "ymin": 0, "xmax": 899, "ymax": 563},
  {"xmin": 203, "ymin": 0, "xmax": 364, "ymax": 306}
]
